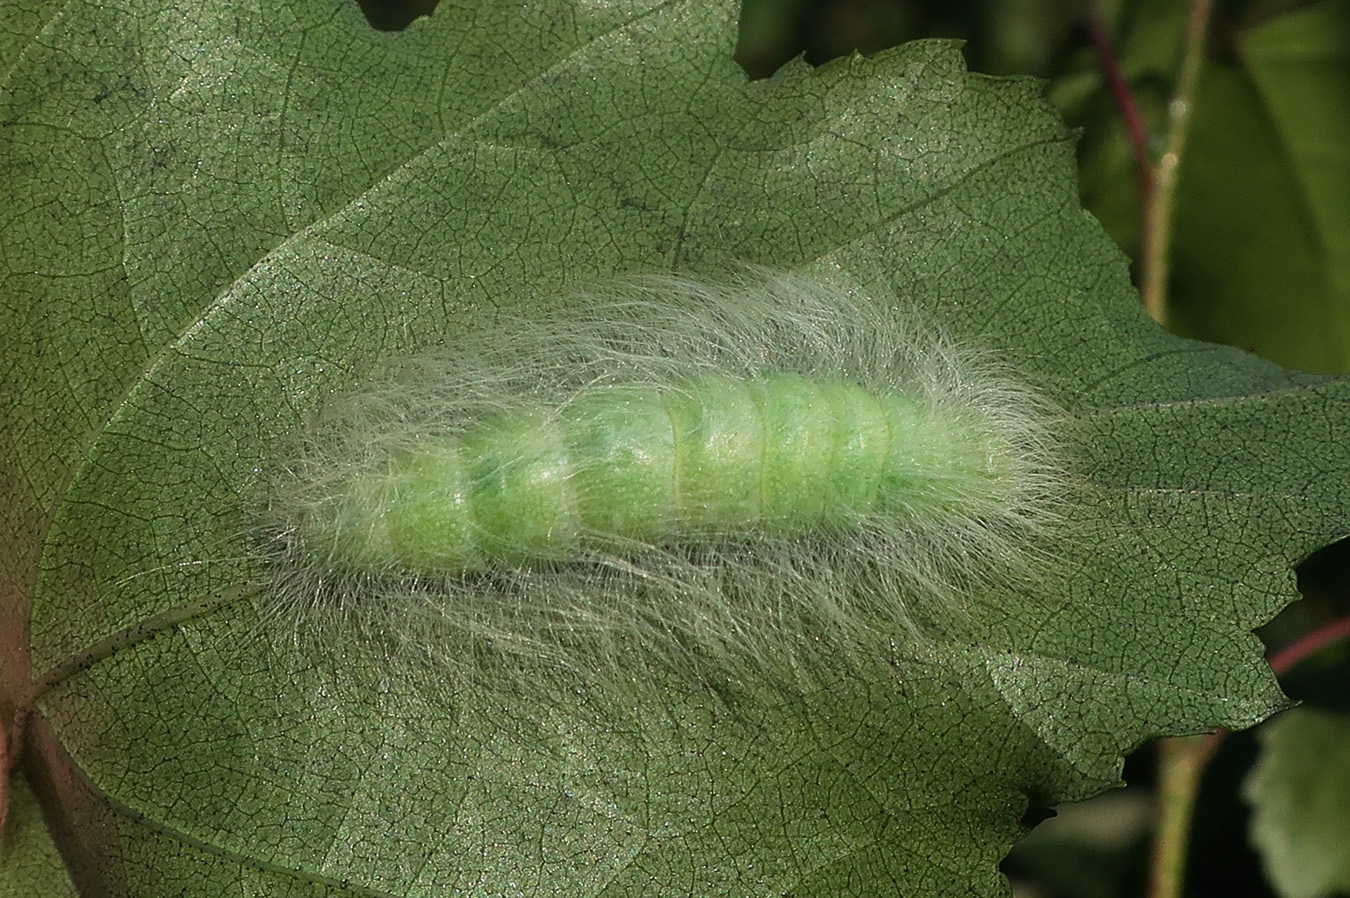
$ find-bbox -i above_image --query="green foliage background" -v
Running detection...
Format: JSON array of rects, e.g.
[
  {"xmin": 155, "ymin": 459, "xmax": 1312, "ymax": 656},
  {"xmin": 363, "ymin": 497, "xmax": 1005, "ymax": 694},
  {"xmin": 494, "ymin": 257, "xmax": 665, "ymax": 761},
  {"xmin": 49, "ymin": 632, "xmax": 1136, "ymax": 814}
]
[{"xmin": 2, "ymin": 0, "xmax": 1348, "ymax": 896}]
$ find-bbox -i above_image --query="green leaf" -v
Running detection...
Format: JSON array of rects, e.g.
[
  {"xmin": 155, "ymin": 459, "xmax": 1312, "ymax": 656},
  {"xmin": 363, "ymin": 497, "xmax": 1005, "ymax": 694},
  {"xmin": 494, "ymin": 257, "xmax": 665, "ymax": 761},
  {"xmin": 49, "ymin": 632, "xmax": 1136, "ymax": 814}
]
[
  {"xmin": 1245, "ymin": 709, "xmax": 1350, "ymax": 898},
  {"xmin": 0, "ymin": 773, "xmax": 79, "ymax": 898},
  {"xmin": 2, "ymin": 0, "xmax": 1342, "ymax": 894}
]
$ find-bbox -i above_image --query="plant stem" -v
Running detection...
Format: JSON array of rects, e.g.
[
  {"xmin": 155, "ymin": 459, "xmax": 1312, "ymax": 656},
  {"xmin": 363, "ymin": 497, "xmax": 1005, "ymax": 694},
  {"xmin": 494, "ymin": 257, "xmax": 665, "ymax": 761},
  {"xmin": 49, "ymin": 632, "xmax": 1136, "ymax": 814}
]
[
  {"xmin": 1085, "ymin": 9, "xmax": 1149, "ymax": 177},
  {"xmin": 1267, "ymin": 615, "xmax": 1350, "ymax": 677},
  {"xmin": 1269, "ymin": 615, "xmax": 1350, "ymax": 672},
  {"xmin": 1139, "ymin": 0, "xmax": 1213, "ymax": 324},
  {"xmin": 1150, "ymin": 732, "xmax": 1221, "ymax": 898},
  {"xmin": 1139, "ymin": 5, "xmax": 1218, "ymax": 897}
]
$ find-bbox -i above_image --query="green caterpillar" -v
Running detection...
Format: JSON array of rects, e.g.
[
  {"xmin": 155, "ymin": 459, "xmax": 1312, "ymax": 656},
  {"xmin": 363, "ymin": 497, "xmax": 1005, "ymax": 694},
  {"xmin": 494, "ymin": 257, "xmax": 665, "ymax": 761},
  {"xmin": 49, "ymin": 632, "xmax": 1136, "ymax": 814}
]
[
  {"xmin": 305, "ymin": 372, "xmax": 1013, "ymax": 575},
  {"xmin": 277, "ymin": 270, "xmax": 1060, "ymax": 681}
]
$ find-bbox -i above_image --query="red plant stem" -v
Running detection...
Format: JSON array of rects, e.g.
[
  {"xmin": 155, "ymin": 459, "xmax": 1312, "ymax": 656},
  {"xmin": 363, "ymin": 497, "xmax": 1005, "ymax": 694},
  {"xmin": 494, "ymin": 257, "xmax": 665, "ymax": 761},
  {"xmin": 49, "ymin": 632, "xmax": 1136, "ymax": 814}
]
[
  {"xmin": 1085, "ymin": 9, "xmax": 1150, "ymax": 176},
  {"xmin": 1267, "ymin": 615, "xmax": 1350, "ymax": 678}
]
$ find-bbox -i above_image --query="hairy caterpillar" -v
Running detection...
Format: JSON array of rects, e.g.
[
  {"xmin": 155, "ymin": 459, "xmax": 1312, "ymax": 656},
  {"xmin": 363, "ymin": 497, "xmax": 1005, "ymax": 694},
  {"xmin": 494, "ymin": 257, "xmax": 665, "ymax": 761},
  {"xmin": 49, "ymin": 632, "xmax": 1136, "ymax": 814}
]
[{"xmin": 273, "ymin": 270, "xmax": 1062, "ymax": 684}]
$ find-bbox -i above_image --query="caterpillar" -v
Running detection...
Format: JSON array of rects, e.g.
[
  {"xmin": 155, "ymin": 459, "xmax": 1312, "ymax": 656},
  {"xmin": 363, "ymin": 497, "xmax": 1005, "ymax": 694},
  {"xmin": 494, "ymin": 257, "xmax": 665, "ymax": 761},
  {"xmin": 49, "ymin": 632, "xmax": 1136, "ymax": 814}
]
[
  {"xmin": 271, "ymin": 269, "xmax": 1062, "ymax": 685},
  {"xmin": 306, "ymin": 372, "xmax": 1022, "ymax": 575}
]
